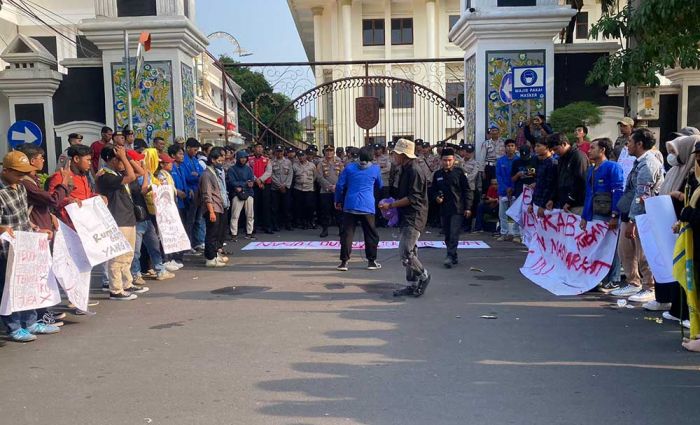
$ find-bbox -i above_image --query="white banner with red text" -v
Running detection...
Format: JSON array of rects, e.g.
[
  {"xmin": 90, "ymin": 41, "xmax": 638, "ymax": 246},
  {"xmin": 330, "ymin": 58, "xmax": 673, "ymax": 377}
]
[{"xmin": 507, "ymin": 191, "xmax": 618, "ymax": 295}]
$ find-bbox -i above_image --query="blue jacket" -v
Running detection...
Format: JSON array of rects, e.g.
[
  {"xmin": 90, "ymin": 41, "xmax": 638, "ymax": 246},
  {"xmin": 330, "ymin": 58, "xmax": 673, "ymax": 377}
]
[
  {"xmin": 582, "ymin": 160, "xmax": 624, "ymax": 221},
  {"xmin": 171, "ymin": 162, "xmax": 188, "ymax": 208},
  {"xmin": 182, "ymin": 153, "xmax": 204, "ymax": 193},
  {"xmin": 496, "ymin": 154, "xmax": 518, "ymax": 196},
  {"xmin": 226, "ymin": 162, "xmax": 255, "ymax": 197},
  {"xmin": 335, "ymin": 162, "xmax": 383, "ymax": 214}
]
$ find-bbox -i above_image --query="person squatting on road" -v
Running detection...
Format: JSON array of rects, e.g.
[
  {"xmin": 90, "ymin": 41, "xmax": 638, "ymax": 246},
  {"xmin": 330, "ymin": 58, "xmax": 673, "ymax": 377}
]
[{"xmin": 379, "ymin": 139, "xmax": 431, "ymax": 298}]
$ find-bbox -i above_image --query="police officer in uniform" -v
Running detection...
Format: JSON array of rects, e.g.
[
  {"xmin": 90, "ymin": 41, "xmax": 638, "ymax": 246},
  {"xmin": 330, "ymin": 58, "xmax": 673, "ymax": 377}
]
[
  {"xmin": 271, "ymin": 145, "xmax": 294, "ymax": 231},
  {"xmin": 292, "ymin": 149, "xmax": 317, "ymax": 229},
  {"xmin": 316, "ymin": 145, "xmax": 344, "ymax": 237}
]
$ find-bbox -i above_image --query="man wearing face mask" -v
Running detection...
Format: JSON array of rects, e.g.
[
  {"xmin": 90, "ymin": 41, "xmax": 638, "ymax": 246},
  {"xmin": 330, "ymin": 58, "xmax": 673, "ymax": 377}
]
[{"xmin": 511, "ymin": 143, "xmax": 537, "ymax": 199}]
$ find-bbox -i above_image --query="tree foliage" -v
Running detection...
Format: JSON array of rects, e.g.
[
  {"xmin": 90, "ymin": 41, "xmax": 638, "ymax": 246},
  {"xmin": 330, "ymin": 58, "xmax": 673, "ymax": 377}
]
[
  {"xmin": 587, "ymin": 0, "xmax": 700, "ymax": 87},
  {"xmin": 549, "ymin": 102, "xmax": 602, "ymax": 141},
  {"xmin": 220, "ymin": 55, "xmax": 301, "ymax": 144}
]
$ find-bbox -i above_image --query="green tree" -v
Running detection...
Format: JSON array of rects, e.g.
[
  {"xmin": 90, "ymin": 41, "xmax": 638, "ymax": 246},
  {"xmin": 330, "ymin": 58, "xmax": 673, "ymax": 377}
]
[
  {"xmin": 587, "ymin": 0, "xmax": 700, "ymax": 87},
  {"xmin": 220, "ymin": 55, "xmax": 301, "ymax": 145},
  {"xmin": 549, "ymin": 102, "xmax": 602, "ymax": 141}
]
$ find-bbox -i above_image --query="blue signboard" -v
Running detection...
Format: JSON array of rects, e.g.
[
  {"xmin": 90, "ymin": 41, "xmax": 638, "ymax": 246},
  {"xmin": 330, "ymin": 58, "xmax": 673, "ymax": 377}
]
[
  {"xmin": 7, "ymin": 120, "xmax": 43, "ymax": 149},
  {"xmin": 512, "ymin": 66, "xmax": 545, "ymax": 100}
]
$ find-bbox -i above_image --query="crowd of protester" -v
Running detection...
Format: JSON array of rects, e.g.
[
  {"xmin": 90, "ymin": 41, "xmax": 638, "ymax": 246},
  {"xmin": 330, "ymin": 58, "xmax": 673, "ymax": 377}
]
[{"xmin": 1, "ymin": 116, "xmax": 699, "ymax": 351}]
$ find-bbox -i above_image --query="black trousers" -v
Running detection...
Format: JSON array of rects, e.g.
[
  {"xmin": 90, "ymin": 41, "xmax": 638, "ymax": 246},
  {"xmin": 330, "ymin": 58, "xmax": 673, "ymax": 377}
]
[
  {"xmin": 204, "ymin": 212, "xmax": 226, "ymax": 261},
  {"xmin": 442, "ymin": 214, "xmax": 463, "ymax": 260},
  {"xmin": 253, "ymin": 184, "xmax": 272, "ymax": 231},
  {"xmin": 271, "ymin": 188, "xmax": 293, "ymax": 229},
  {"xmin": 340, "ymin": 212, "xmax": 379, "ymax": 262},
  {"xmin": 319, "ymin": 193, "xmax": 341, "ymax": 229},
  {"xmin": 293, "ymin": 189, "xmax": 316, "ymax": 226}
]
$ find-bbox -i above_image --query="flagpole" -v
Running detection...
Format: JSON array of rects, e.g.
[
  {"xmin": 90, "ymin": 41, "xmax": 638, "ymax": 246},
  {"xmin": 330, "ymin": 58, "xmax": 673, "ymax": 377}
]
[{"xmin": 124, "ymin": 30, "xmax": 133, "ymax": 131}]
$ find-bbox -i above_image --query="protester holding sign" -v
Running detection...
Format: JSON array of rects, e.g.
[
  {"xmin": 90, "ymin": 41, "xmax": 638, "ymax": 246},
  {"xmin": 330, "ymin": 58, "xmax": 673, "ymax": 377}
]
[
  {"xmin": 0, "ymin": 151, "xmax": 60, "ymax": 342},
  {"xmin": 580, "ymin": 138, "xmax": 624, "ymax": 292},
  {"xmin": 612, "ymin": 129, "xmax": 665, "ymax": 302},
  {"xmin": 97, "ymin": 145, "xmax": 148, "ymax": 300}
]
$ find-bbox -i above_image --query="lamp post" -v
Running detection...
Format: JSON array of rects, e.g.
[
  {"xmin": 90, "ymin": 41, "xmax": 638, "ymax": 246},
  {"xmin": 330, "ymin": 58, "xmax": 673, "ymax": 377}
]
[{"xmin": 207, "ymin": 32, "xmax": 252, "ymax": 144}]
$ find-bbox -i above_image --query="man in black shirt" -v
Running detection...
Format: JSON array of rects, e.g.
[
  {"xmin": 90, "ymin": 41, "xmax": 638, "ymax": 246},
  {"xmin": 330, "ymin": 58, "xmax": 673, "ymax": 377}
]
[
  {"xmin": 379, "ymin": 139, "xmax": 431, "ymax": 297},
  {"xmin": 548, "ymin": 133, "xmax": 588, "ymax": 213},
  {"xmin": 510, "ymin": 143, "xmax": 537, "ymax": 198},
  {"xmin": 432, "ymin": 148, "xmax": 473, "ymax": 268},
  {"xmin": 97, "ymin": 145, "xmax": 147, "ymax": 301}
]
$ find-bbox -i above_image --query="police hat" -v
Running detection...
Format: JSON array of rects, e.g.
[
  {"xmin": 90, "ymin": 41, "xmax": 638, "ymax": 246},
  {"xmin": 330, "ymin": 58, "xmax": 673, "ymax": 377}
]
[
  {"xmin": 274, "ymin": 145, "xmax": 284, "ymax": 152},
  {"xmin": 286, "ymin": 146, "xmax": 296, "ymax": 153},
  {"xmin": 372, "ymin": 143, "xmax": 382, "ymax": 149},
  {"xmin": 387, "ymin": 141, "xmax": 396, "ymax": 149},
  {"xmin": 463, "ymin": 144, "xmax": 475, "ymax": 153},
  {"xmin": 68, "ymin": 133, "xmax": 83, "ymax": 140},
  {"xmin": 296, "ymin": 150, "xmax": 306, "ymax": 157},
  {"xmin": 323, "ymin": 144, "xmax": 334, "ymax": 152}
]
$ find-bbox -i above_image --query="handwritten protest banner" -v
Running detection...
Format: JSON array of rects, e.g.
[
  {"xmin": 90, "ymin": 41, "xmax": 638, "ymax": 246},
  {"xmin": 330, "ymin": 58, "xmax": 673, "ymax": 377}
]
[
  {"xmin": 242, "ymin": 240, "xmax": 490, "ymax": 251},
  {"xmin": 506, "ymin": 186, "xmax": 535, "ymax": 247},
  {"xmin": 507, "ymin": 192, "xmax": 618, "ymax": 295},
  {"xmin": 0, "ymin": 231, "xmax": 60, "ymax": 315},
  {"xmin": 51, "ymin": 221, "xmax": 92, "ymax": 312},
  {"xmin": 152, "ymin": 184, "xmax": 191, "ymax": 254},
  {"xmin": 635, "ymin": 195, "xmax": 678, "ymax": 283},
  {"xmin": 618, "ymin": 148, "xmax": 635, "ymax": 190},
  {"xmin": 66, "ymin": 196, "xmax": 131, "ymax": 266}
]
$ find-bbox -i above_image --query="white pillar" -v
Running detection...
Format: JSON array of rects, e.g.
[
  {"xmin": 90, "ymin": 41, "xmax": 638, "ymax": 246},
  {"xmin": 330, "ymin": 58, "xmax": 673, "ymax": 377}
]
[
  {"xmin": 341, "ymin": 0, "xmax": 353, "ymax": 63},
  {"xmin": 312, "ymin": 6, "xmax": 326, "ymax": 144},
  {"xmin": 426, "ymin": 0, "xmax": 437, "ymax": 142}
]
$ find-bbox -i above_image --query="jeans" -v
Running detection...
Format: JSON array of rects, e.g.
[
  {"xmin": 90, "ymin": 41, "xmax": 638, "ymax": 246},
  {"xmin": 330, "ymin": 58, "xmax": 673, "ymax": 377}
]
[
  {"xmin": 442, "ymin": 214, "xmax": 463, "ymax": 260},
  {"xmin": 340, "ymin": 212, "xmax": 379, "ymax": 262},
  {"xmin": 474, "ymin": 201, "xmax": 498, "ymax": 231},
  {"xmin": 231, "ymin": 196, "xmax": 255, "ymax": 236},
  {"xmin": 399, "ymin": 226, "xmax": 426, "ymax": 284},
  {"xmin": 0, "ymin": 255, "xmax": 38, "ymax": 333},
  {"xmin": 498, "ymin": 197, "xmax": 520, "ymax": 236},
  {"xmin": 132, "ymin": 219, "xmax": 164, "ymax": 277},
  {"xmin": 592, "ymin": 214, "xmax": 621, "ymax": 284}
]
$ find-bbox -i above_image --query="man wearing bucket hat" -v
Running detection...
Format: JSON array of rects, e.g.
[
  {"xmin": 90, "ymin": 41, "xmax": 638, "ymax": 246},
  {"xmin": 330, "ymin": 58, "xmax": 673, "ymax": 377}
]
[
  {"xmin": 379, "ymin": 139, "xmax": 431, "ymax": 297},
  {"xmin": 612, "ymin": 117, "xmax": 635, "ymax": 162}
]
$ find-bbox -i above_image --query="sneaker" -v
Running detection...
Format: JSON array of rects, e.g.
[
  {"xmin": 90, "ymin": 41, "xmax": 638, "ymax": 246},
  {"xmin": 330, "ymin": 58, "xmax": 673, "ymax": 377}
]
[
  {"xmin": 628, "ymin": 289, "xmax": 655, "ymax": 303},
  {"xmin": 244, "ymin": 234, "xmax": 256, "ymax": 240},
  {"xmin": 205, "ymin": 258, "xmax": 226, "ymax": 268},
  {"xmin": 195, "ymin": 244, "xmax": 205, "ymax": 251},
  {"xmin": 127, "ymin": 285, "xmax": 149, "ymax": 294},
  {"xmin": 682, "ymin": 320, "xmax": 691, "ymax": 329},
  {"xmin": 133, "ymin": 275, "xmax": 147, "ymax": 286},
  {"xmin": 512, "ymin": 236, "xmax": 522, "ymax": 244},
  {"xmin": 156, "ymin": 270, "xmax": 175, "ymax": 281},
  {"xmin": 643, "ymin": 300, "xmax": 671, "ymax": 311},
  {"xmin": 143, "ymin": 269, "xmax": 158, "ymax": 280},
  {"xmin": 217, "ymin": 253, "xmax": 229, "ymax": 263},
  {"xmin": 367, "ymin": 260, "xmax": 381, "ymax": 270},
  {"xmin": 39, "ymin": 311, "xmax": 64, "ymax": 327},
  {"xmin": 393, "ymin": 285, "xmax": 417, "ymax": 297},
  {"xmin": 662, "ymin": 311, "xmax": 680, "ymax": 322},
  {"xmin": 68, "ymin": 301, "xmax": 99, "ymax": 308},
  {"xmin": 27, "ymin": 322, "xmax": 60, "ymax": 335},
  {"xmin": 337, "ymin": 261, "xmax": 348, "ymax": 271},
  {"xmin": 611, "ymin": 284, "xmax": 641, "ymax": 297},
  {"xmin": 101, "ymin": 284, "xmax": 111, "ymax": 293},
  {"xmin": 413, "ymin": 272, "xmax": 431, "ymax": 297},
  {"xmin": 74, "ymin": 309, "xmax": 96, "ymax": 316},
  {"xmin": 110, "ymin": 292, "xmax": 137, "ymax": 301},
  {"xmin": 9, "ymin": 328, "xmax": 36, "ymax": 342},
  {"xmin": 47, "ymin": 311, "xmax": 66, "ymax": 320},
  {"xmin": 172, "ymin": 260, "xmax": 184, "ymax": 269},
  {"xmin": 496, "ymin": 235, "xmax": 508, "ymax": 241},
  {"xmin": 599, "ymin": 281, "xmax": 620, "ymax": 293},
  {"xmin": 164, "ymin": 261, "xmax": 180, "ymax": 272},
  {"xmin": 443, "ymin": 257, "xmax": 453, "ymax": 269},
  {"xmin": 451, "ymin": 257, "xmax": 458, "ymax": 265}
]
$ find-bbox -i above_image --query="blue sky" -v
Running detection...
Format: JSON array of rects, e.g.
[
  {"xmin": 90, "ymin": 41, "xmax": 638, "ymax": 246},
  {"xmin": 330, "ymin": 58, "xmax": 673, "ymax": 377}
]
[{"xmin": 196, "ymin": 0, "xmax": 308, "ymax": 63}]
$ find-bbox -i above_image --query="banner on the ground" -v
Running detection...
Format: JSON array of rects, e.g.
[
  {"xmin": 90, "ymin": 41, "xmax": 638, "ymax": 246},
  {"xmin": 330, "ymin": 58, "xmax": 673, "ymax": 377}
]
[
  {"xmin": 152, "ymin": 185, "xmax": 191, "ymax": 254},
  {"xmin": 507, "ymin": 192, "xmax": 618, "ymax": 296},
  {"xmin": 0, "ymin": 231, "xmax": 60, "ymax": 315},
  {"xmin": 65, "ymin": 196, "xmax": 131, "ymax": 266},
  {"xmin": 51, "ymin": 221, "xmax": 92, "ymax": 312},
  {"xmin": 635, "ymin": 195, "xmax": 678, "ymax": 283},
  {"xmin": 241, "ymin": 240, "xmax": 490, "ymax": 251}
]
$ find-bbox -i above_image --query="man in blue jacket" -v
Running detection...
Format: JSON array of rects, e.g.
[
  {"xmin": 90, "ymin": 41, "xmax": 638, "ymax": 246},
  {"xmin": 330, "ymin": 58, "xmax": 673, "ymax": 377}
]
[
  {"xmin": 334, "ymin": 146, "xmax": 383, "ymax": 271},
  {"xmin": 495, "ymin": 139, "xmax": 519, "ymax": 241},
  {"xmin": 226, "ymin": 151, "xmax": 256, "ymax": 241},
  {"xmin": 182, "ymin": 138, "xmax": 205, "ymax": 250},
  {"xmin": 578, "ymin": 138, "xmax": 624, "ymax": 292}
]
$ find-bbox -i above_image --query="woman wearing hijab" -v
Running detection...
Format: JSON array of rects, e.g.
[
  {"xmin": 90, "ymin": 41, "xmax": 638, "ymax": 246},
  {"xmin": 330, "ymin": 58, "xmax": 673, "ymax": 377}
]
[
  {"xmin": 678, "ymin": 139, "xmax": 700, "ymax": 352},
  {"xmin": 646, "ymin": 136, "xmax": 699, "ymax": 324}
]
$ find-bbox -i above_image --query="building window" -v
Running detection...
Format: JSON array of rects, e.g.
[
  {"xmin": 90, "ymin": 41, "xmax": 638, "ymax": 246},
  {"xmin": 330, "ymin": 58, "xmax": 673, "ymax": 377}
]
[
  {"xmin": 497, "ymin": 0, "xmax": 536, "ymax": 6},
  {"xmin": 391, "ymin": 18, "xmax": 413, "ymax": 45},
  {"xmin": 364, "ymin": 84, "xmax": 386, "ymax": 108},
  {"xmin": 446, "ymin": 82, "xmax": 465, "ymax": 108},
  {"xmin": 575, "ymin": 12, "xmax": 589, "ymax": 39},
  {"xmin": 392, "ymin": 84, "xmax": 414, "ymax": 109},
  {"xmin": 117, "ymin": 0, "xmax": 157, "ymax": 17},
  {"xmin": 363, "ymin": 19, "xmax": 385, "ymax": 46},
  {"xmin": 449, "ymin": 15, "xmax": 460, "ymax": 31}
]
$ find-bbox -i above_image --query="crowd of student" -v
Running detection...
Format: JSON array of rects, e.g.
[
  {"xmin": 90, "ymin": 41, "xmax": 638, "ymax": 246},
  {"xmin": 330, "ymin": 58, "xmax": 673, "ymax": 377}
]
[{"xmin": 1, "ymin": 117, "xmax": 699, "ymax": 351}]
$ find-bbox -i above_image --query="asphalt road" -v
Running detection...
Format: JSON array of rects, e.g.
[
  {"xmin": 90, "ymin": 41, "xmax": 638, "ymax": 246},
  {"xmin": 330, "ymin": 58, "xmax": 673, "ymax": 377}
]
[{"xmin": 1, "ymin": 228, "xmax": 699, "ymax": 425}]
